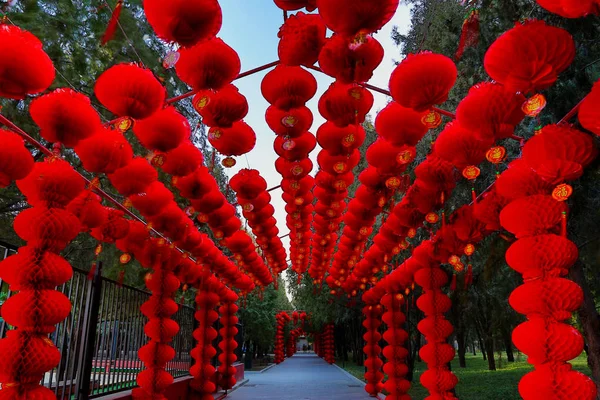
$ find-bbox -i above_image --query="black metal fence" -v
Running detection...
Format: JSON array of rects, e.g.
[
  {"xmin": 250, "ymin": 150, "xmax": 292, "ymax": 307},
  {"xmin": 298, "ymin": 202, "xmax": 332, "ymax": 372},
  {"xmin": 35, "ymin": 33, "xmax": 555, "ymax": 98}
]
[{"xmin": 0, "ymin": 242, "xmax": 196, "ymax": 400}]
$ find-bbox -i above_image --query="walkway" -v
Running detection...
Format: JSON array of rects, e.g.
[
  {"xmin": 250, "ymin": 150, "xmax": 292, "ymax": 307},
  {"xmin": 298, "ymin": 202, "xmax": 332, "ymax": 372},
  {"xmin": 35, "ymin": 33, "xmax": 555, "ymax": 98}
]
[{"xmin": 228, "ymin": 354, "xmax": 372, "ymax": 400}]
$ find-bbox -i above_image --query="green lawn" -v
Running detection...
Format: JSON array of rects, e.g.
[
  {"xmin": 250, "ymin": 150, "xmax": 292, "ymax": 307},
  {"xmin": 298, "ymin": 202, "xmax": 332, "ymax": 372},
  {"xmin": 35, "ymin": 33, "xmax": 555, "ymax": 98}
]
[{"xmin": 338, "ymin": 353, "xmax": 593, "ymax": 400}]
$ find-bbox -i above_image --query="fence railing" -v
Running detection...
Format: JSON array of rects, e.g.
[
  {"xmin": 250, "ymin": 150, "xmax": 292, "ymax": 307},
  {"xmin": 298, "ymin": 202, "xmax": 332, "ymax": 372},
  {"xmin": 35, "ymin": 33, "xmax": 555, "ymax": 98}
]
[{"xmin": 0, "ymin": 242, "xmax": 197, "ymax": 400}]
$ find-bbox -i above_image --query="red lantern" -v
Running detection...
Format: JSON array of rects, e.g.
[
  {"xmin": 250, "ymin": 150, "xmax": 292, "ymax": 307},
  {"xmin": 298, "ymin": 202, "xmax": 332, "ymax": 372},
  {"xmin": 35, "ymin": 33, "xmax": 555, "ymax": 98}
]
[
  {"xmin": 273, "ymin": 0, "xmax": 317, "ymax": 11},
  {"xmin": 133, "ymin": 106, "xmax": 190, "ymax": 153},
  {"xmin": 278, "ymin": 12, "xmax": 327, "ymax": 67},
  {"xmin": 316, "ymin": 0, "xmax": 399, "ymax": 37},
  {"xmin": 94, "ymin": 63, "xmax": 166, "ymax": 119},
  {"xmin": 521, "ymin": 124, "xmax": 597, "ymax": 184},
  {"xmin": 261, "ymin": 65, "xmax": 317, "ymax": 110},
  {"xmin": 274, "ymin": 131, "xmax": 317, "ymax": 161},
  {"xmin": 177, "ymin": 38, "xmax": 241, "ymax": 91},
  {"xmin": 317, "ymin": 122, "xmax": 365, "ymax": 155},
  {"xmin": 109, "ymin": 157, "xmax": 158, "ymax": 196},
  {"xmin": 434, "ymin": 122, "xmax": 493, "ymax": 170},
  {"xmin": 319, "ymin": 34, "xmax": 384, "ymax": 83},
  {"xmin": 578, "ymin": 79, "xmax": 600, "ymax": 136},
  {"xmin": 484, "ymin": 20, "xmax": 575, "ymax": 93},
  {"xmin": 0, "ymin": 129, "xmax": 35, "ymax": 188},
  {"xmin": 30, "ymin": 89, "xmax": 102, "ymax": 147},
  {"xmin": 193, "ymin": 84, "xmax": 248, "ymax": 127},
  {"xmin": 456, "ymin": 82, "xmax": 526, "ymax": 141},
  {"xmin": 375, "ymin": 102, "xmax": 429, "ymax": 146},
  {"xmin": 535, "ymin": 0, "xmax": 598, "ymax": 18},
  {"xmin": 266, "ymin": 106, "xmax": 314, "ymax": 136},
  {"xmin": 500, "ymin": 195, "xmax": 567, "ymax": 238},
  {"xmin": 208, "ymin": 121, "xmax": 256, "ymax": 157},
  {"xmin": 75, "ymin": 128, "xmax": 134, "ymax": 174},
  {"xmin": 162, "ymin": 141, "xmax": 204, "ymax": 177},
  {"xmin": 67, "ymin": 190, "xmax": 107, "ymax": 231},
  {"xmin": 0, "ymin": 25, "xmax": 55, "ymax": 99},
  {"xmin": 389, "ymin": 52, "xmax": 457, "ymax": 112},
  {"xmin": 318, "ymin": 82, "xmax": 374, "ymax": 127},
  {"xmin": 144, "ymin": 0, "xmax": 222, "ymax": 47}
]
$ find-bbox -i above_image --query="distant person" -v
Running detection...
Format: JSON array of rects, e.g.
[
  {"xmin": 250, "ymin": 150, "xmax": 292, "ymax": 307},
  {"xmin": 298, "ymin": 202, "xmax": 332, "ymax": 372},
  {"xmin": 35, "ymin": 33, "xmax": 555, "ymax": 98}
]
[{"xmin": 302, "ymin": 344, "xmax": 307, "ymax": 353}]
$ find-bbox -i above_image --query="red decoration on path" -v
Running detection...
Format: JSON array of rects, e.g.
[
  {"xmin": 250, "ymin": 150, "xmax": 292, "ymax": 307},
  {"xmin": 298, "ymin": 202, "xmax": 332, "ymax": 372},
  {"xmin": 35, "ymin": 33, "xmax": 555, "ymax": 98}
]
[
  {"xmin": 95, "ymin": 63, "xmax": 166, "ymax": 119},
  {"xmin": 316, "ymin": 0, "xmax": 399, "ymax": 37},
  {"xmin": 0, "ymin": 129, "xmax": 34, "ymax": 188},
  {"xmin": 484, "ymin": 21, "xmax": 575, "ymax": 94},
  {"xmin": 381, "ymin": 293, "xmax": 411, "ymax": 399},
  {"xmin": 0, "ymin": 25, "xmax": 55, "ymax": 99},
  {"xmin": 144, "ymin": 0, "xmax": 222, "ymax": 47},
  {"xmin": 176, "ymin": 38, "xmax": 241, "ymax": 91},
  {"xmin": 101, "ymin": 0, "xmax": 123, "ymax": 45},
  {"xmin": 389, "ymin": 52, "xmax": 457, "ymax": 112}
]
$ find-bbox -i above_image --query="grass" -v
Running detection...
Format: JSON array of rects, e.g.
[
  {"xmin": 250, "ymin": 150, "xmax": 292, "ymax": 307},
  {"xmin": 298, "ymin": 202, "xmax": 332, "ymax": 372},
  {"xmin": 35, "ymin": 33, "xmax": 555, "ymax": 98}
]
[{"xmin": 338, "ymin": 353, "xmax": 593, "ymax": 400}]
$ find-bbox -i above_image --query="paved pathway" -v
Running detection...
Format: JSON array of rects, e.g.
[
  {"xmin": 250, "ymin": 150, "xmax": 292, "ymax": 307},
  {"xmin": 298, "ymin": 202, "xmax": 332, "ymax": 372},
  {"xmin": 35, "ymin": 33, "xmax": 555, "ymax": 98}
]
[{"xmin": 228, "ymin": 353, "xmax": 372, "ymax": 400}]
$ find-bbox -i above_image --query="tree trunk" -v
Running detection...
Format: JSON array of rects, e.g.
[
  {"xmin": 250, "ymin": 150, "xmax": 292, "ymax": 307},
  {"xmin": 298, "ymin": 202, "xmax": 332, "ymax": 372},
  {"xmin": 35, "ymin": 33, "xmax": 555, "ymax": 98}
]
[
  {"xmin": 485, "ymin": 337, "xmax": 496, "ymax": 371},
  {"xmin": 472, "ymin": 341, "xmax": 477, "ymax": 356},
  {"xmin": 475, "ymin": 324, "xmax": 486, "ymax": 361},
  {"xmin": 502, "ymin": 328, "xmax": 515, "ymax": 362},
  {"xmin": 457, "ymin": 329, "xmax": 467, "ymax": 368},
  {"xmin": 570, "ymin": 260, "xmax": 600, "ymax": 394}
]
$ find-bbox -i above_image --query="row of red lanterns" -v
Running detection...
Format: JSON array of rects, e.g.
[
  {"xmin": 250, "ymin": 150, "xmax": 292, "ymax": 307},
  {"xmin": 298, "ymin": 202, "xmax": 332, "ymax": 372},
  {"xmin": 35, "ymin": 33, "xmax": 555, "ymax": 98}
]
[
  {"xmin": 274, "ymin": 312, "xmax": 291, "ymax": 364},
  {"xmin": 362, "ymin": 305, "xmax": 383, "ymax": 396},
  {"xmin": 230, "ymin": 169, "xmax": 288, "ymax": 279}
]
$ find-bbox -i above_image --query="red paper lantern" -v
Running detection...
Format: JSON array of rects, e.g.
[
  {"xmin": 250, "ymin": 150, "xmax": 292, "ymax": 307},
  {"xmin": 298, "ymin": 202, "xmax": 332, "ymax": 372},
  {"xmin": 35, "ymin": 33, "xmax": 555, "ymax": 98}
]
[
  {"xmin": 94, "ymin": 63, "xmax": 166, "ymax": 119},
  {"xmin": 278, "ymin": 12, "xmax": 327, "ymax": 67},
  {"xmin": 208, "ymin": 121, "xmax": 256, "ymax": 157},
  {"xmin": 75, "ymin": 128, "xmax": 134, "ymax": 174},
  {"xmin": 193, "ymin": 84, "xmax": 248, "ymax": 127},
  {"xmin": 521, "ymin": 124, "xmax": 597, "ymax": 184},
  {"xmin": 0, "ymin": 129, "xmax": 34, "ymax": 188},
  {"xmin": 319, "ymin": 34, "xmax": 384, "ymax": 83},
  {"xmin": 14, "ymin": 207, "xmax": 81, "ymax": 253},
  {"xmin": 262, "ymin": 65, "xmax": 318, "ymax": 110},
  {"xmin": 30, "ymin": 89, "xmax": 102, "ymax": 147},
  {"xmin": 505, "ymin": 234, "xmax": 578, "ymax": 279},
  {"xmin": 129, "ymin": 182, "xmax": 174, "ymax": 217},
  {"xmin": 434, "ymin": 122, "xmax": 493, "ymax": 170},
  {"xmin": 317, "ymin": 122, "xmax": 365, "ymax": 155},
  {"xmin": 134, "ymin": 106, "xmax": 191, "ymax": 153},
  {"xmin": 274, "ymin": 0, "xmax": 317, "ymax": 11},
  {"xmin": 17, "ymin": 159, "xmax": 85, "ymax": 209},
  {"xmin": 0, "ymin": 25, "xmax": 55, "ymax": 99},
  {"xmin": 90, "ymin": 208, "xmax": 130, "ymax": 243},
  {"xmin": 0, "ymin": 247, "xmax": 73, "ymax": 290},
  {"xmin": 274, "ymin": 131, "xmax": 317, "ymax": 160},
  {"xmin": 144, "ymin": 0, "xmax": 222, "ymax": 47},
  {"xmin": 316, "ymin": 0, "xmax": 399, "ymax": 37},
  {"xmin": 266, "ymin": 106, "xmax": 314, "ymax": 136},
  {"xmin": 484, "ymin": 20, "xmax": 575, "ymax": 93},
  {"xmin": 108, "ymin": 157, "xmax": 158, "ymax": 196},
  {"xmin": 176, "ymin": 38, "xmax": 241, "ymax": 91},
  {"xmin": 500, "ymin": 195, "xmax": 567, "ymax": 238},
  {"xmin": 318, "ymin": 82, "xmax": 373, "ymax": 127},
  {"xmin": 67, "ymin": 190, "xmax": 107, "ymax": 231},
  {"xmin": 389, "ymin": 52, "xmax": 457, "ymax": 112},
  {"xmin": 535, "ymin": 0, "xmax": 598, "ymax": 18},
  {"xmin": 375, "ymin": 102, "xmax": 429, "ymax": 146},
  {"xmin": 578, "ymin": 79, "xmax": 600, "ymax": 136},
  {"xmin": 162, "ymin": 141, "xmax": 204, "ymax": 177},
  {"xmin": 456, "ymin": 82, "xmax": 526, "ymax": 141}
]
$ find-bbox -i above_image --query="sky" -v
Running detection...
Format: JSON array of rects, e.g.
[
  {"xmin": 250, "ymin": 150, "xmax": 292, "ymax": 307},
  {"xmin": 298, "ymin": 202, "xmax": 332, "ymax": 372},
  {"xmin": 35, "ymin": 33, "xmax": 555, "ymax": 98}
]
[{"xmin": 213, "ymin": 1, "xmax": 413, "ymax": 262}]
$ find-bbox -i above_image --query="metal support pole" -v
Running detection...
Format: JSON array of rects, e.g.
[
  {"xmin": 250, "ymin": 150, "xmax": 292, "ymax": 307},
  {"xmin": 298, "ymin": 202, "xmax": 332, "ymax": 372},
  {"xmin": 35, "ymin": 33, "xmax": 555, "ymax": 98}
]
[{"xmin": 76, "ymin": 262, "xmax": 103, "ymax": 400}]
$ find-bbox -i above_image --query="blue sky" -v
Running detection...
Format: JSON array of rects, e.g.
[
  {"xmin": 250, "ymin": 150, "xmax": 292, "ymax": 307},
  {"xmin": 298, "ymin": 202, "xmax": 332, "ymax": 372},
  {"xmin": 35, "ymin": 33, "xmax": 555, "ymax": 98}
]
[{"xmin": 214, "ymin": 1, "xmax": 413, "ymax": 257}]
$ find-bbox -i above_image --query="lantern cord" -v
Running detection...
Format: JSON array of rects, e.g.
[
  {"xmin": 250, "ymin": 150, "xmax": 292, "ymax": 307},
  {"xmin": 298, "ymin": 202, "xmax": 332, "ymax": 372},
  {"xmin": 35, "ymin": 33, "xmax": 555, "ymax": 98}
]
[
  {"xmin": 305, "ymin": 65, "xmax": 457, "ymax": 119},
  {"xmin": 102, "ymin": 0, "xmax": 146, "ymax": 66},
  {"xmin": 557, "ymin": 95, "xmax": 587, "ymax": 125}
]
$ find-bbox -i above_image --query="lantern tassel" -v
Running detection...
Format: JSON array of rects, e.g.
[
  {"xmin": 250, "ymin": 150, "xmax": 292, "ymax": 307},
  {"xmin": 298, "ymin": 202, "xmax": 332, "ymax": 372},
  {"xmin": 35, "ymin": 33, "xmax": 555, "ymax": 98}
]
[
  {"xmin": 117, "ymin": 269, "xmax": 125, "ymax": 287},
  {"xmin": 450, "ymin": 274, "xmax": 457, "ymax": 291},
  {"xmin": 101, "ymin": 0, "xmax": 123, "ymax": 46},
  {"xmin": 466, "ymin": 264, "xmax": 473, "ymax": 286},
  {"xmin": 455, "ymin": 9, "xmax": 480, "ymax": 60},
  {"xmin": 561, "ymin": 211, "xmax": 567, "ymax": 237}
]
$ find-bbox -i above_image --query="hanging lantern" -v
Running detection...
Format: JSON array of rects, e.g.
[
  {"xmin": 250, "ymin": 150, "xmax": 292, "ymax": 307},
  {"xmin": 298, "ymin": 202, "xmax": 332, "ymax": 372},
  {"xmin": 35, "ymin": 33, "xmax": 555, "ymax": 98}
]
[
  {"xmin": 455, "ymin": 9, "xmax": 480, "ymax": 60},
  {"xmin": 425, "ymin": 213, "xmax": 439, "ymax": 224},
  {"xmin": 319, "ymin": 33, "xmax": 384, "ymax": 83},
  {"xmin": 0, "ymin": 25, "xmax": 55, "ymax": 99},
  {"xmin": 578, "ymin": 79, "xmax": 600, "ymax": 136},
  {"xmin": 0, "ymin": 129, "xmax": 35, "ymax": 188},
  {"xmin": 144, "ymin": 0, "xmax": 222, "ymax": 47},
  {"xmin": 278, "ymin": 12, "xmax": 327, "ymax": 67},
  {"xmin": 535, "ymin": 0, "xmax": 598, "ymax": 18},
  {"xmin": 421, "ymin": 110, "xmax": 442, "ymax": 129},
  {"xmin": 176, "ymin": 38, "xmax": 241, "ymax": 91},
  {"xmin": 464, "ymin": 243, "xmax": 475, "ymax": 256},
  {"xmin": 162, "ymin": 50, "xmax": 180, "ymax": 69},
  {"xmin": 94, "ymin": 63, "xmax": 166, "ymax": 119},
  {"xmin": 133, "ymin": 106, "xmax": 191, "ymax": 153},
  {"xmin": 193, "ymin": 84, "xmax": 248, "ymax": 127},
  {"xmin": 316, "ymin": 0, "xmax": 400, "ymax": 37},
  {"xmin": 208, "ymin": 121, "xmax": 257, "ymax": 161}
]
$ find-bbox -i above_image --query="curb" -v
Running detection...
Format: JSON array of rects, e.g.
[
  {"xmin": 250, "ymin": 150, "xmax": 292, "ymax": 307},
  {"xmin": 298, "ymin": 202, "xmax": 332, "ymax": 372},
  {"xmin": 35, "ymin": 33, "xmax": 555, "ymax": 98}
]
[
  {"xmin": 332, "ymin": 362, "xmax": 386, "ymax": 400},
  {"xmin": 245, "ymin": 363, "xmax": 276, "ymax": 374},
  {"xmin": 213, "ymin": 378, "xmax": 249, "ymax": 399}
]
